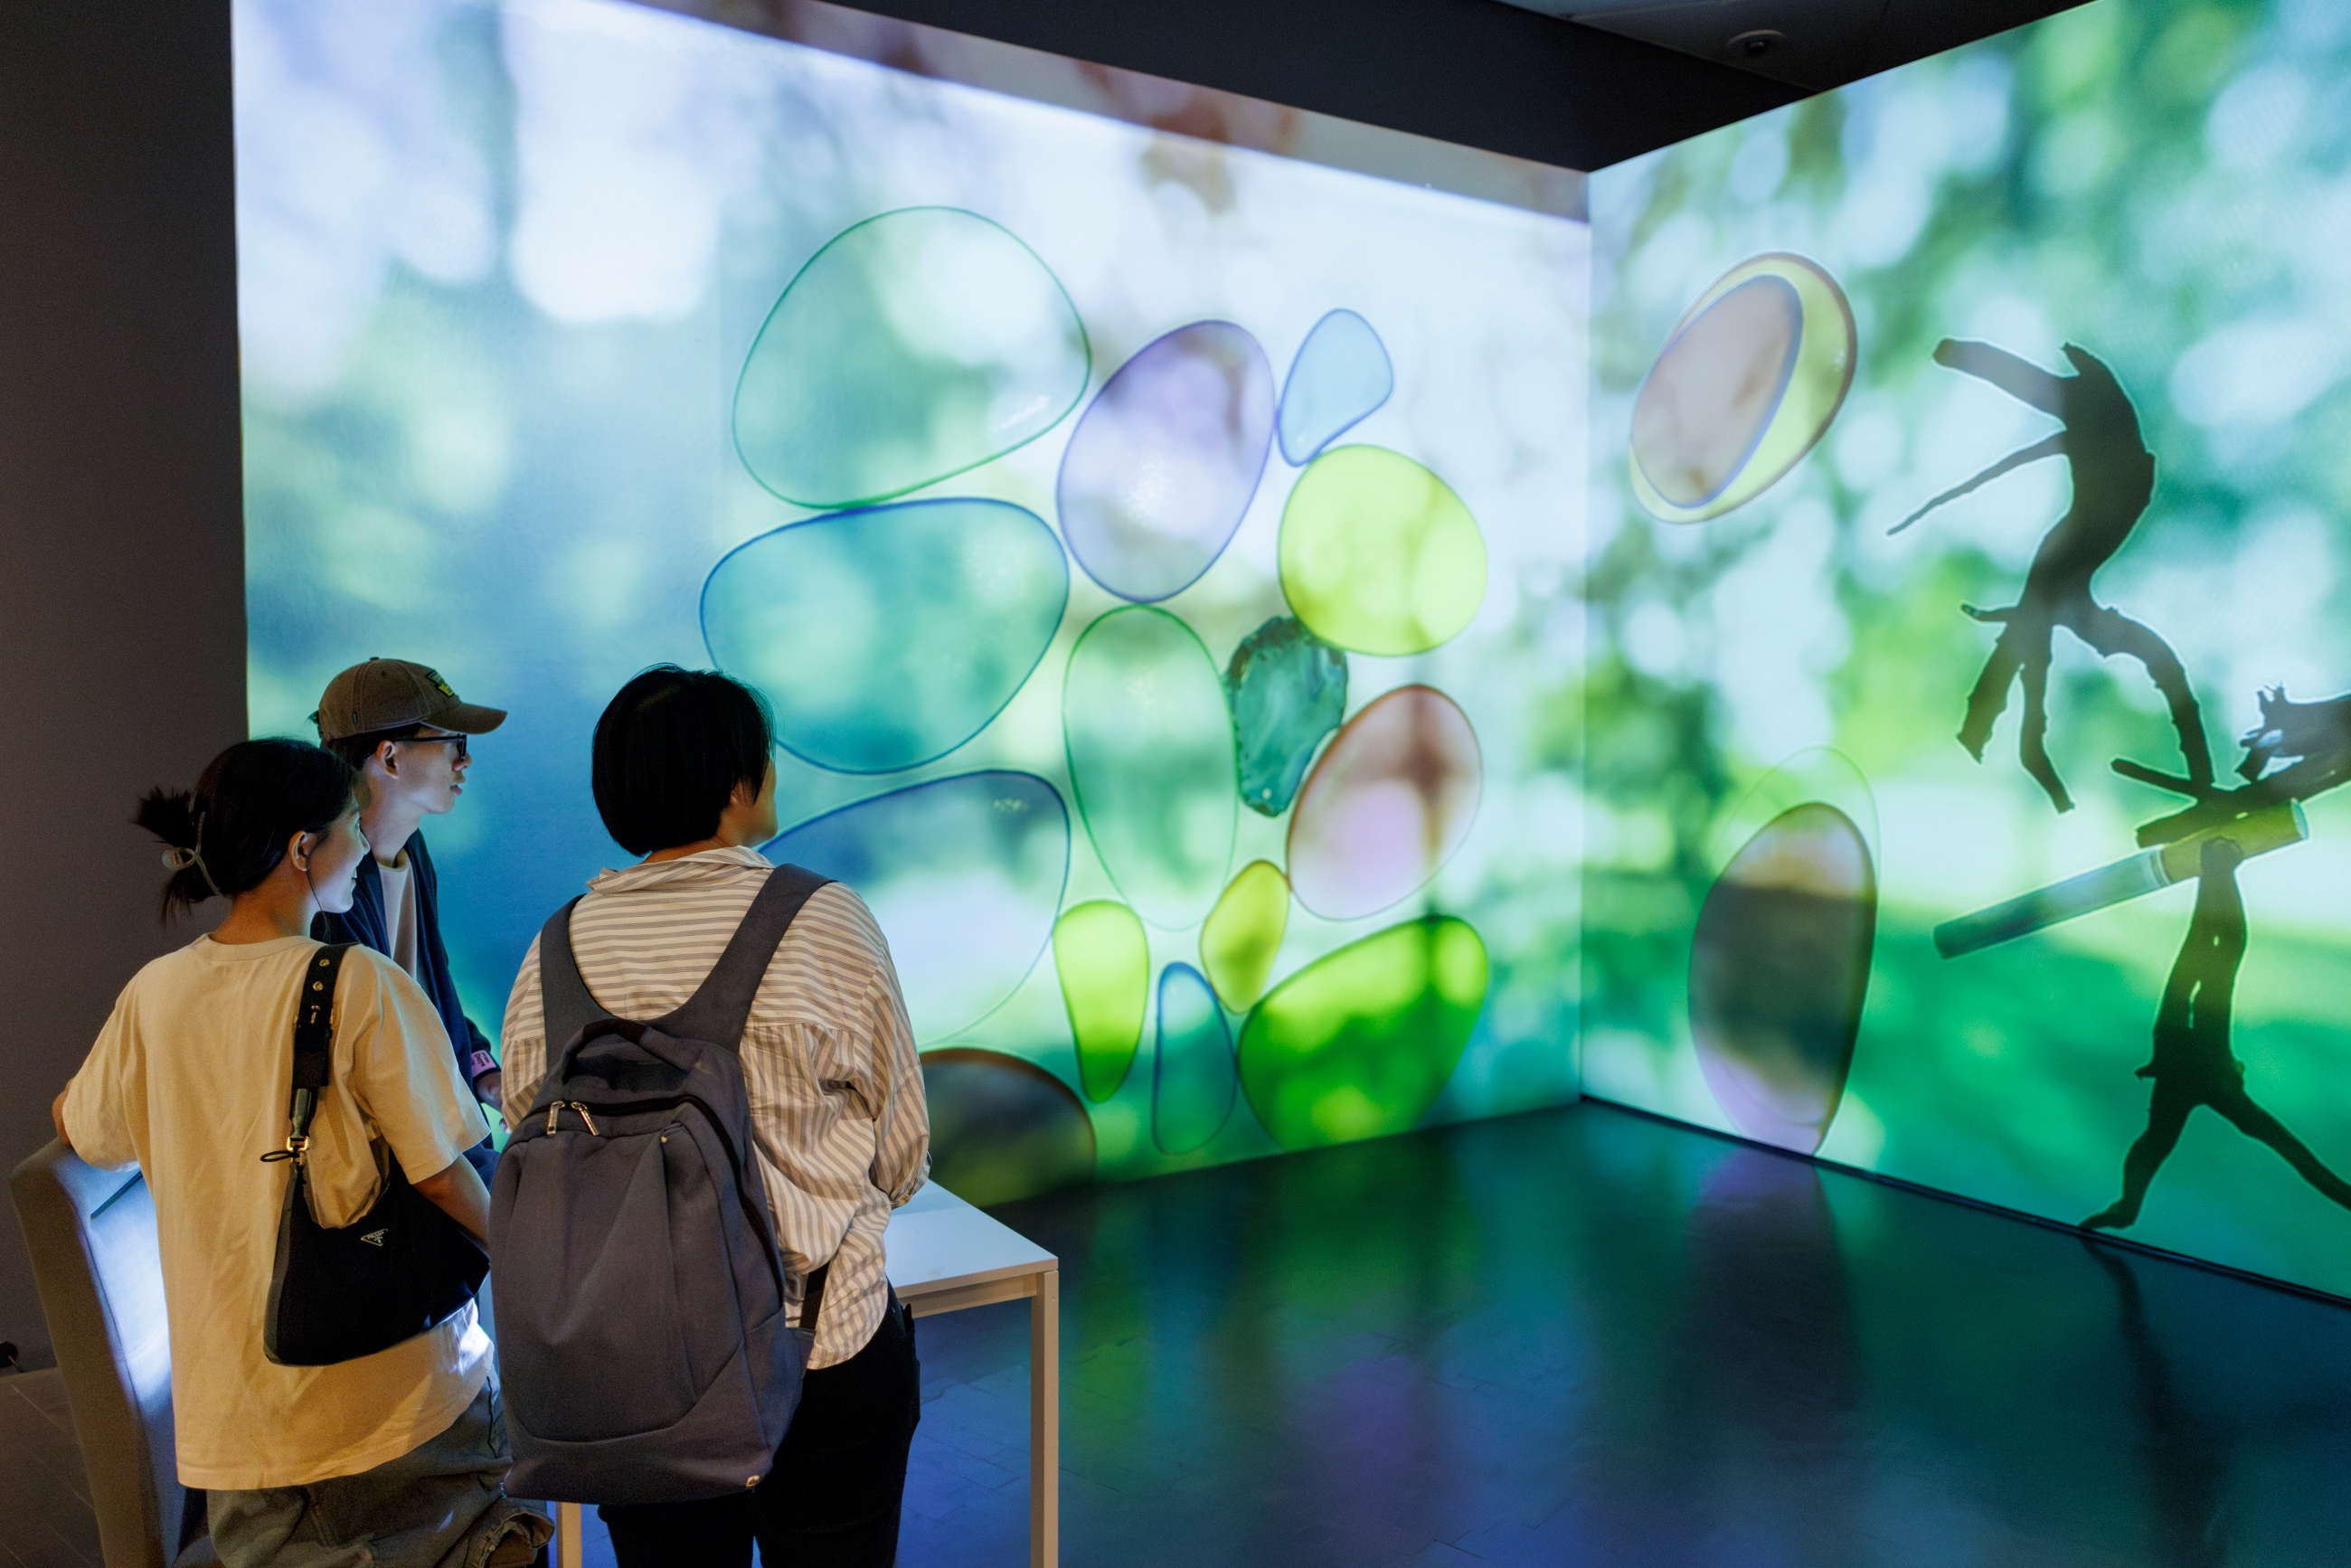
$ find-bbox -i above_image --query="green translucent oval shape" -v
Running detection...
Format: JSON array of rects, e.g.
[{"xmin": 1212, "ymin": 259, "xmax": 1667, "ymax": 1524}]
[
  {"xmin": 1153, "ymin": 963, "xmax": 1236, "ymax": 1156},
  {"xmin": 1062, "ymin": 606, "xmax": 1239, "ymax": 930},
  {"xmin": 1278, "ymin": 446, "xmax": 1486, "ymax": 656},
  {"xmin": 921, "ymin": 1047, "xmax": 1097, "ymax": 1205},
  {"xmin": 1199, "ymin": 860, "xmax": 1289, "ymax": 1011},
  {"xmin": 1237, "ymin": 916, "xmax": 1488, "ymax": 1150},
  {"xmin": 1053, "ymin": 901, "xmax": 1148, "ymax": 1103},
  {"xmin": 1631, "ymin": 252, "xmax": 1855, "ymax": 524},
  {"xmin": 733, "ymin": 208, "xmax": 1091, "ymax": 508},
  {"xmin": 703, "ymin": 498, "xmax": 1070, "ymax": 773}
]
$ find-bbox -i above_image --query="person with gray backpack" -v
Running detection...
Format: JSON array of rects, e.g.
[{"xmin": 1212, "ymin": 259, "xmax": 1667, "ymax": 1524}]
[{"xmin": 493, "ymin": 666, "xmax": 929, "ymax": 1567}]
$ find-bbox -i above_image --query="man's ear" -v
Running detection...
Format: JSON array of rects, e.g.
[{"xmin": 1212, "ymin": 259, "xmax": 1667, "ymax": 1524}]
[{"xmin": 375, "ymin": 740, "xmax": 400, "ymax": 776}]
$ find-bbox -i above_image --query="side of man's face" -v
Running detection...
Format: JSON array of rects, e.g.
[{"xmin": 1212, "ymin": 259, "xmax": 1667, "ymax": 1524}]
[
  {"xmin": 372, "ymin": 726, "xmax": 471, "ymax": 816},
  {"xmin": 751, "ymin": 758, "xmax": 779, "ymax": 843}
]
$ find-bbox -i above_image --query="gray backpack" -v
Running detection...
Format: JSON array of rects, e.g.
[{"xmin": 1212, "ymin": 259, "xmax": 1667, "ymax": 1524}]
[{"xmin": 490, "ymin": 864, "xmax": 833, "ymax": 1504}]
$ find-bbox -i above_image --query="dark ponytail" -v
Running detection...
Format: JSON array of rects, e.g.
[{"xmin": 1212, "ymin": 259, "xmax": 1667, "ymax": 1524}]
[{"xmin": 136, "ymin": 738, "xmax": 358, "ymax": 921}]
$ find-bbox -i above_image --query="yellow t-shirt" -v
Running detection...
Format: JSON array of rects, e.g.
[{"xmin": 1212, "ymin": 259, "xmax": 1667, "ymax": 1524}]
[{"xmin": 62, "ymin": 934, "xmax": 493, "ymax": 1490}]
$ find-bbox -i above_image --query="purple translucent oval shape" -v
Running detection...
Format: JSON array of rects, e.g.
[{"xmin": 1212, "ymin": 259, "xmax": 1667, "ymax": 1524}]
[{"xmin": 1057, "ymin": 321, "xmax": 1274, "ymax": 602}]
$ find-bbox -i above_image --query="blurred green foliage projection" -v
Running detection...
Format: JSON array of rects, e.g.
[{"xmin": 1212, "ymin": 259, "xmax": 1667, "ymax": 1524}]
[
  {"xmin": 1588, "ymin": 0, "xmax": 2351, "ymax": 1295},
  {"xmin": 237, "ymin": 0, "xmax": 1584, "ymax": 1207}
]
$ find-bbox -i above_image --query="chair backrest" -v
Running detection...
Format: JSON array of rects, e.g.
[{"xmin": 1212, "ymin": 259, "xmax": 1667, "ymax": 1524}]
[{"xmin": 10, "ymin": 1138, "xmax": 197, "ymax": 1568}]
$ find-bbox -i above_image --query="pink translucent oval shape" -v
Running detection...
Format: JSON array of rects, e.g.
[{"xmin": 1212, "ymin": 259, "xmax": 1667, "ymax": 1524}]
[{"xmin": 1287, "ymin": 685, "xmax": 1482, "ymax": 921}]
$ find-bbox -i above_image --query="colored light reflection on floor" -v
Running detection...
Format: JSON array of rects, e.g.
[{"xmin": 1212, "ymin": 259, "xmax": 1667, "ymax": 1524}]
[{"xmin": 868, "ymin": 1100, "xmax": 2351, "ymax": 1568}]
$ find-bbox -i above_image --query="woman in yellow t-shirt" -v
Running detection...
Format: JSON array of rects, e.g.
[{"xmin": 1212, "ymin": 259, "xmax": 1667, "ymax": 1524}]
[{"xmin": 51, "ymin": 738, "xmax": 549, "ymax": 1568}]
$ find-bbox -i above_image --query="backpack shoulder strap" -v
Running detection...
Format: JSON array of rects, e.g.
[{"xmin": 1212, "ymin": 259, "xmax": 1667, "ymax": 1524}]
[
  {"xmin": 659, "ymin": 864, "xmax": 833, "ymax": 1052},
  {"xmin": 534, "ymin": 896, "xmax": 610, "ymax": 1069}
]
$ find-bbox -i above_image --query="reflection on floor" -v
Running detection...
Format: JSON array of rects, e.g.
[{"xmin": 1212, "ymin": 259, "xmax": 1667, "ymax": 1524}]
[
  {"xmin": 8, "ymin": 1099, "xmax": 2351, "ymax": 1567},
  {"xmin": 889, "ymin": 1100, "xmax": 2351, "ymax": 1568}
]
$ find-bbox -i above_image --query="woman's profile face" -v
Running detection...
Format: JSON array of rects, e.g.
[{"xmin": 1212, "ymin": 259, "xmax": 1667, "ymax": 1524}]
[{"xmin": 305, "ymin": 797, "xmax": 372, "ymax": 914}]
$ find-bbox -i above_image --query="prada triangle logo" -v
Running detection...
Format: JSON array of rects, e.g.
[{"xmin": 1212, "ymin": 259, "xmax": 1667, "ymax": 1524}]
[{"xmin": 362, "ymin": 1229, "xmax": 390, "ymax": 1247}]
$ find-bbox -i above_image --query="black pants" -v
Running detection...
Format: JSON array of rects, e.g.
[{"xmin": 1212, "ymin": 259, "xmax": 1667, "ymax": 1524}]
[{"xmin": 600, "ymin": 1295, "xmax": 921, "ymax": 1568}]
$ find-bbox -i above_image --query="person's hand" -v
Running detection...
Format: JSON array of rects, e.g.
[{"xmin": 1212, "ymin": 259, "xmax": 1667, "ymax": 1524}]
[{"xmin": 474, "ymin": 1068, "xmax": 504, "ymax": 1109}]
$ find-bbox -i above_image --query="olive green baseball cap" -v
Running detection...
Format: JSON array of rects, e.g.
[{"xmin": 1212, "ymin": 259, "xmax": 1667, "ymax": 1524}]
[{"xmin": 313, "ymin": 658, "xmax": 508, "ymax": 743}]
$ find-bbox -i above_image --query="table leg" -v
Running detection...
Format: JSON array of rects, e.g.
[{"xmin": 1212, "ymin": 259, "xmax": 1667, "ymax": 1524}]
[
  {"xmin": 559, "ymin": 1501, "xmax": 583, "ymax": 1568},
  {"xmin": 1030, "ymin": 1268, "xmax": 1059, "ymax": 1568}
]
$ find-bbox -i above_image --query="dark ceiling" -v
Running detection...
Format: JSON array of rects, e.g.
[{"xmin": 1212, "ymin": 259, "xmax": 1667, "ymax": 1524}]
[
  {"xmin": 807, "ymin": 0, "xmax": 2084, "ymax": 171},
  {"xmin": 1518, "ymin": 0, "xmax": 2088, "ymax": 95}
]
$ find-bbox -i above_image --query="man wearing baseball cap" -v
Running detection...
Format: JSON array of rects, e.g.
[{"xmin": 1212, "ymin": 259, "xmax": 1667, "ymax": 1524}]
[{"xmin": 313, "ymin": 657, "xmax": 509, "ymax": 1180}]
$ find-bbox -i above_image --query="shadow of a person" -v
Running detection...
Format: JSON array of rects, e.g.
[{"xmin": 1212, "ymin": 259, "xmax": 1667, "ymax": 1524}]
[
  {"xmin": 1893, "ymin": 339, "xmax": 2210, "ymax": 813},
  {"xmin": 2082, "ymin": 836, "xmax": 2351, "ymax": 1230}
]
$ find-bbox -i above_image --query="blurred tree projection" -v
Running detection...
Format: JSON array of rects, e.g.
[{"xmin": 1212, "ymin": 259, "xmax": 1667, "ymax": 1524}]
[
  {"xmin": 237, "ymin": 0, "xmax": 1590, "ymax": 1196},
  {"xmin": 1589, "ymin": 0, "xmax": 2351, "ymax": 1294}
]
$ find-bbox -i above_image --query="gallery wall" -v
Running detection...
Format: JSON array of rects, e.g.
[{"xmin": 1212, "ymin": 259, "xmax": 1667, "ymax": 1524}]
[
  {"xmin": 233, "ymin": 0, "xmax": 1591, "ymax": 1201},
  {"xmin": 1586, "ymin": 0, "xmax": 2351, "ymax": 1297},
  {"xmin": 0, "ymin": 0, "xmax": 1786, "ymax": 1375},
  {"xmin": 0, "ymin": 3, "xmax": 247, "ymax": 1372}
]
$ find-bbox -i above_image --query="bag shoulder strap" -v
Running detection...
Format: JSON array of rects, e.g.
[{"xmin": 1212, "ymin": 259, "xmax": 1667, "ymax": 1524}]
[
  {"xmin": 285, "ymin": 943, "xmax": 354, "ymax": 1148},
  {"xmin": 535, "ymin": 895, "xmax": 604, "ymax": 1068},
  {"xmin": 658, "ymin": 864, "xmax": 834, "ymax": 1053}
]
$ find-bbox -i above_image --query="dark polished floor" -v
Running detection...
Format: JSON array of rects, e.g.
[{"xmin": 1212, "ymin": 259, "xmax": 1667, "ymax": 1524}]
[
  {"xmin": 888, "ymin": 1100, "xmax": 2351, "ymax": 1568},
  {"xmin": 12, "ymin": 1100, "xmax": 2351, "ymax": 1567}
]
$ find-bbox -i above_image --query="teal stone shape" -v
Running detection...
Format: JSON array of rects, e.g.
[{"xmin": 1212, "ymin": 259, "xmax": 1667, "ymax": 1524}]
[
  {"xmin": 1153, "ymin": 962, "xmax": 1236, "ymax": 1156},
  {"xmin": 1224, "ymin": 616, "xmax": 1347, "ymax": 817},
  {"xmin": 702, "ymin": 498, "xmax": 1069, "ymax": 774},
  {"xmin": 1277, "ymin": 308, "xmax": 1393, "ymax": 465},
  {"xmin": 766, "ymin": 771, "xmax": 1069, "ymax": 1042},
  {"xmin": 732, "ymin": 207, "xmax": 1091, "ymax": 508},
  {"xmin": 1063, "ymin": 606, "xmax": 1239, "ymax": 930}
]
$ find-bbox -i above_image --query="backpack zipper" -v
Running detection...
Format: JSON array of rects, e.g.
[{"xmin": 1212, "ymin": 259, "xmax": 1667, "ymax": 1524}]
[{"xmin": 545, "ymin": 1100, "xmax": 602, "ymax": 1136}]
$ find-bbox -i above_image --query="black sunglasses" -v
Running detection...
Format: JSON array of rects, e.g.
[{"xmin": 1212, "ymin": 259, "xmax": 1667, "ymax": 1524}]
[{"xmin": 398, "ymin": 733, "xmax": 470, "ymax": 762}]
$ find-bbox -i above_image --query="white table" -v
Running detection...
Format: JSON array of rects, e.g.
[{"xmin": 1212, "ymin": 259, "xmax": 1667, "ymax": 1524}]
[{"xmin": 554, "ymin": 1182, "xmax": 1060, "ymax": 1567}]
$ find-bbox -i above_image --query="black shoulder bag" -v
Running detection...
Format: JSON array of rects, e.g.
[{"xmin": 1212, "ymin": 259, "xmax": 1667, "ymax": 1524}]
[{"xmin": 262, "ymin": 944, "xmax": 490, "ymax": 1366}]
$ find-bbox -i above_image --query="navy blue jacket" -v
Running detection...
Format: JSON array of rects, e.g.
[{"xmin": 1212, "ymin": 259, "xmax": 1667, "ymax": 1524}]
[{"xmin": 313, "ymin": 831, "xmax": 498, "ymax": 1177}]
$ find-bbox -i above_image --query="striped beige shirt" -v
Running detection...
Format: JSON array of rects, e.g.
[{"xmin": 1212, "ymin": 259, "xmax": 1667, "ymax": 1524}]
[{"xmin": 500, "ymin": 847, "xmax": 928, "ymax": 1368}]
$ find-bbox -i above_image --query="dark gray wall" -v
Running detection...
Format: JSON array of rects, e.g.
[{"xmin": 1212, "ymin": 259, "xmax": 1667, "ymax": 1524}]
[{"xmin": 0, "ymin": 0, "xmax": 246, "ymax": 1370}]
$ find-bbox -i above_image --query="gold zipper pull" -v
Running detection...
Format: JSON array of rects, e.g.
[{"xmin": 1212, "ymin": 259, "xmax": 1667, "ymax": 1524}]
[
  {"xmin": 573, "ymin": 1102, "xmax": 600, "ymax": 1137},
  {"xmin": 547, "ymin": 1102, "xmax": 561, "ymax": 1134}
]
